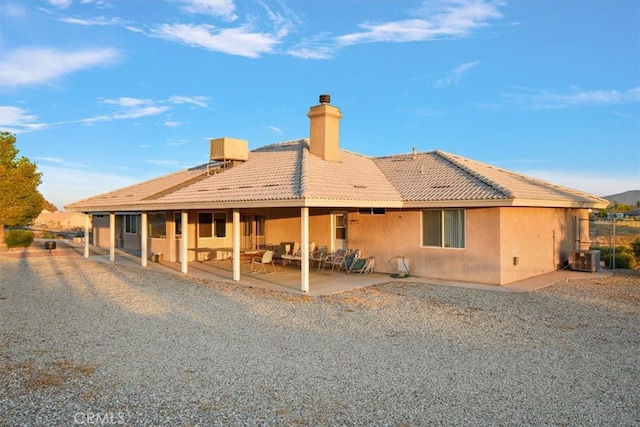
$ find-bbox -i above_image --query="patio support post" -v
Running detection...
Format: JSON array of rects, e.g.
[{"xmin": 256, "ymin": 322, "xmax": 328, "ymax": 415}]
[
  {"xmin": 141, "ymin": 212, "xmax": 148, "ymax": 267},
  {"xmin": 83, "ymin": 214, "xmax": 90, "ymax": 259},
  {"xmin": 109, "ymin": 212, "xmax": 115, "ymax": 262},
  {"xmin": 301, "ymin": 207, "xmax": 310, "ymax": 292},
  {"xmin": 232, "ymin": 209, "xmax": 240, "ymax": 281},
  {"xmin": 181, "ymin": 211, "xmax": 188, "ymax": 273}
]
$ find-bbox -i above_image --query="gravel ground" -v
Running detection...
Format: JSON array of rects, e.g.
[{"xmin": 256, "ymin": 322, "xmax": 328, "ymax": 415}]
[{"xmin": 1, "ymin": 256, "xmax": 639, "ymax": 426}]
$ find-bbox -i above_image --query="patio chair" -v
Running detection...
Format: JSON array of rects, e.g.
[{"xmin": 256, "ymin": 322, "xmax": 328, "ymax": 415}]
[
  {"xmin": 347, "ymin": 257, "xmax": 374, "ymax": 275},
  {"xmin": 291, "ymin": 242, "xmax": 301, "ymax": 256},
  {"xmin": 324, "ymin": 249, "xmax": 347, "ymax": 273},
  {"xmin": 251, "ymin": 250, "xmax": 276, "ymax": 274},
  {"xmin": 310, "ymin": 246, "xmax": 328, "ymax": 270}
]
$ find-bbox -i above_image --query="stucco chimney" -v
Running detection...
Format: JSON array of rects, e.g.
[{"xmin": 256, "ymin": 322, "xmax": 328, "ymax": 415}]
[{"xmin": 307, "ymin": 94, "xmax": 342, "ymax": 162}]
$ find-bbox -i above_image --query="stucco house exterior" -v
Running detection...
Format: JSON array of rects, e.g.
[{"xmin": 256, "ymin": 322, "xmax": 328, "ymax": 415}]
[
  {"xmin": 65, "ymin": 95, "xmax": 608, "ymax": 292},
  {"xmin": 34, "ymin": 210, "xmax": 86, "ymax": 230}
]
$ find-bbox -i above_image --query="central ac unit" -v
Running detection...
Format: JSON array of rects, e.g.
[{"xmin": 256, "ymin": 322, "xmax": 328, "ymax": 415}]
[{"xmin": 568, "ymin": 250, "xmax": 600, "ymax": 272}]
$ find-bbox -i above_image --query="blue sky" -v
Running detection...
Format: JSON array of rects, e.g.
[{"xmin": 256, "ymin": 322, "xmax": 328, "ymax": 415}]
[{"xmin": 1, "ymin": 0, "xmax": 638, "ymax": 210}]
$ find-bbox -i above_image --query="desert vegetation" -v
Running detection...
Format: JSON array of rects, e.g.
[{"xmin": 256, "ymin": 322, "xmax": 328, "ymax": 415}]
[{"xmin": 590, "ymin": 220, "xmax": 640, "ymax": 269}]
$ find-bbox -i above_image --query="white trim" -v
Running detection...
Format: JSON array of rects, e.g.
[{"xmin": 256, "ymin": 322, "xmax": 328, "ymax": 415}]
[
  {"xmin": 301, "ymin": 207, "xmax": 309, "ymax": 292},
  {"xmin": 233, "ymin": 210, "xmax": 241, "ymax": 281},
  {"xmin": 84, "ymin": 214, "xmax": 90, "ymax": 258},
  {"xmin": 109, "ymin": 212, "xmax": 115, "ymax": 262},
  {"xmin": 141, "ymin": 212, "xmax": 148, "ymax": 267},
  {"xmin": 181, "ymin": 211, "xmax": 188, "ymax": 273}
]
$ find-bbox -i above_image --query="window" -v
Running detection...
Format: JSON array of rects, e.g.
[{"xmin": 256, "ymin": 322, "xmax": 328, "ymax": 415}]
[
  {"xmin": 358, "ymin": 208, "xmax": 386, "ymax": 215},
  {"xmin": 148, "ymin": 213, "xmax": 166, "ymax": 239},
  {"xmin": 422, "ymin": 209, "xmax": 465, "ymax": 248},
  {"xmin": 174, "ymin": 213, "xmax": 182, "ymax": 238},
  {"xmin": 198, "ymin": 213, "xmax": 212, "ymax": 238},
  {"xmin": 124, "ymin": 215, "xmax": 138, "ymax": 234},
  {"xmin": 214, "ymin": 213, "xmax": 226, "ymax": 238},
  {"xmin": 198, "ymin": 212, "xmax": 227, "ymax": 238}
]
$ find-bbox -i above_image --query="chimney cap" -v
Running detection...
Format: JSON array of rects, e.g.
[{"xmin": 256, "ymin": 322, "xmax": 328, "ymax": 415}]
[{"xmin": 319, "ymin": 94, "xmax": 331, "ymax": 104}]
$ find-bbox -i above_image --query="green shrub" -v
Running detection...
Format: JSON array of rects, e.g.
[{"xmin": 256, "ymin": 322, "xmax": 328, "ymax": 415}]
[
  {"xmin": 4, "ymin": 229, "xmax": 35, "ymax": 248},
  {"xmin": 43, "ymin": 232, "xmax": 56, "ymax": 239},
  {"xmin": 592, "ymin": 246, "xmax": 632, "ymax": 257},
  {"xmin": 631, "ymin": 238, "xmax": 640, "ymax": 261},
  {"xmin": 602, "ymin": 252, "xmax": 636, "ymax": 269}
]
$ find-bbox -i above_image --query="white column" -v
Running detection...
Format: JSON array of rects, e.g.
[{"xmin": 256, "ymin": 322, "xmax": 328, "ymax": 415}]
[
  {"xmin": 301, "ymin": 207, "xmax": 310, "ymax": 292},
  {"xmin": 83, "ymin": 214, "xmax": 90, "ymax": 258},
  {"xmin": 232, "ymin": 209, "xmax": 241, "ymax": 281},
  {"xmin": 141, "ymin": 212, "xmax": 148, "ymax": 267},
  {"xmin": 109, "ymin": 212, "xmax": 115, "ymax": 262},
  {"xmin": 181, "ymin": 211, "xmax": 188, "ymax": 274}
]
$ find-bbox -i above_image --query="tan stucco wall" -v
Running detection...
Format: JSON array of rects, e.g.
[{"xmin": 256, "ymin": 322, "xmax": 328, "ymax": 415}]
[
  {"xmin": 89, "ymin": 206, "xmax": 590, "ymax": 285},
  {"xmin": 92, "ymin": 215, "xmax": 111, "ymax": 248},
  {"xmin": 498, "ymin": 207, "xmax": 588, "ymax": 284},
  {"xmin": 265, "ymin": 208, "xmax": 333, "ymax": 250},
  {"xmin": 348, "ymin": 207, "xmax": 590, "ymax": 285},
  {"xmin": 347, "ymin": 208, "xmax": 503, "ymax": 284}
]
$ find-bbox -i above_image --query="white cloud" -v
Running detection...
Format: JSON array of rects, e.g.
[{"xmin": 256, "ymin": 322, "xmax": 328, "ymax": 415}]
[
  {"xmin": 502, "ymin": 86, "xmax": 640, "ymax": 109},
  {"xmin": 169, "ymin": 95, "xmax": 211, "ymax": 109},
  {"xmin": 34, "ymin": 156, "xmax": 64, "ymax": 163},
  {"xmin": 1, "ymin": 94, "xmax": 211, "ymax": 133},
  {"xmin": 80, "ymin": 97, "xmax": 171, "ymax": 123},
  {"xmin": 48, "ymin": 0, "xmax": 72, "ymax": 9},
  {"xmin": 336, "ymin": 0, "xmax": 503, "ymax": 46},
  {"xmin": 177, "ymin": 0, "xmax": 237, "ymax": 21},
  {"xmin": 0, "ymin": 3, "xmax": 26, "ymax": 17},
  {"xmin": 163, "ymin": 119, "xmax": 181, "ymax": 128},
  {"xmin": 287, "ymin": 33, "xmax": 335, "ymax": 59},
  {"xmin": 58, "ymin": 15, "xmax": 122, "ymax": 26},
  {"xmin": 435, "ymin": 60, "xmax": 480, "ymax": 87},
  {"xmin": 0, "ymin": 47, "xmax": 120, "ymax": 88},
  {"xmin": 266, "ymin": 126, "xmax": 283, "ymax": 135},
  {"xmin": 79, "ymin": 95, "xmax": 210, "ymax": 125},
  {"xmin": 0, "ymin": 106, "xmax": 48, "ymax": 133},
  {"xmin": 152, "ymin": 23, "xmax": 280, "ymax": 58}
]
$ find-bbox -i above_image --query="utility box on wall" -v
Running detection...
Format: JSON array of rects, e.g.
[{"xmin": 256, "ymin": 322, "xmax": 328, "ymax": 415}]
[{"xmin": 568, "ymin": 250, "xmax": 600, "ymax": 272}]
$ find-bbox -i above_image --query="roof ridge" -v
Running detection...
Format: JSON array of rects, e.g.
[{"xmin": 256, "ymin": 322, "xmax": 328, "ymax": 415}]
[
  {"xmin": 299, "ymin": 140, "xmax": 310, "ymax": 198},
  {"xmin": 435, "ymin": 150, "xmax": 609, "ymax": 204},
  {"xmin": 141, "ymin": 171, "xmax": 209, "ymax": 201},
  {"xmin": 435, "ymin": 150, "xmax": 515, "ymax": 198},
  {"xmin": 374, "ymin": 149, "xmax": 437, "ymax": 160},
  {"xmin": 252, "ymin": 138, "xmax": 306, "ymax": 152}
]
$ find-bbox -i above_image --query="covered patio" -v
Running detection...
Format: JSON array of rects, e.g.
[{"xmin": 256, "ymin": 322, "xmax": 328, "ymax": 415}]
[{"xmin": 87, "ymin": 246, "xmax": 391, "ymax": 297}]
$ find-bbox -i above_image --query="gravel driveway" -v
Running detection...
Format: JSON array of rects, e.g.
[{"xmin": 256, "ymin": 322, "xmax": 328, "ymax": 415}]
[{"xmin": 1, "ymin": 255, "xmax": 639, "ymax": 426}]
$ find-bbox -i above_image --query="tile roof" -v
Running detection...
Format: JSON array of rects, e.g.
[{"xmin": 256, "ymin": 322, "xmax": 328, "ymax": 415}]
[
  {"xmin": 65, "ymin": 141, "xmax": 608, "ymax": 212},
  {"xmin": 65, "ymin": 165, "xmax": 210, "ymax": 210},
  {"xmin": 374, "ymin": 150, "xmax": 608, "ymax": 206}
]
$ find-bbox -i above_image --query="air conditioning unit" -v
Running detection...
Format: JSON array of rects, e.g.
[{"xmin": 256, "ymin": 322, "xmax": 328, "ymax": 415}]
[{"xmin": 568, "ymin": 250, "xmax": 600, "ymax": 272}]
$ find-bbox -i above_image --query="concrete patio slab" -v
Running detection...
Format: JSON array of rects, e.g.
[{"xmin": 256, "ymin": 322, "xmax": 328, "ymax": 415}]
[{"xmin": 5, "ymin": 239, "xmax": 615, "ymax": 296}]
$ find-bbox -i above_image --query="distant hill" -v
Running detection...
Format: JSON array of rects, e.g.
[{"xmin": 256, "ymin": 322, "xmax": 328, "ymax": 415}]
[{"xmin": 602, "ymin": 190, "xmax": 640, "ymax": 207}]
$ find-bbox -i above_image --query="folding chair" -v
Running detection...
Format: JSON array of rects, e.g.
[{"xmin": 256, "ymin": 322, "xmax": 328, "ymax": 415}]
[{"xmin": 251, "ymin": 250, "xmax": 276, "ymax": 273}]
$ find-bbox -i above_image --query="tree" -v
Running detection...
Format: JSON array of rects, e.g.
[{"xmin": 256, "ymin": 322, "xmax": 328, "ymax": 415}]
[
  {"xmin": 43, "ymin": 199, "xmax": 58, "ymax": 212},
  {"xmin": 0, "ymin": 132, "xmax": 45, "ymax": 247}
]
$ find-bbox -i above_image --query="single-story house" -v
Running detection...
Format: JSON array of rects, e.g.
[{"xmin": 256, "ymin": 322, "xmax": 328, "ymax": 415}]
[
  {"xmin": 65, "ymin": 95, "xmax": 609, "ymax": 292},
  {"xmin": 33, "ymin": 210, "xmax": 86, "ymax": 230}
]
